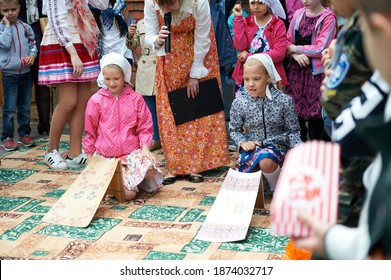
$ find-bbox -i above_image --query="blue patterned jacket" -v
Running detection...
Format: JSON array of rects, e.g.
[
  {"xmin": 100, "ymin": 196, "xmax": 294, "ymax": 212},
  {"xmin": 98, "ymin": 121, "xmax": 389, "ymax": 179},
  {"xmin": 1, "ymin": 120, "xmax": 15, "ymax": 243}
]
[{"xmin": 229, "ymin": 86, "xmax": 301, "ymax": 156}]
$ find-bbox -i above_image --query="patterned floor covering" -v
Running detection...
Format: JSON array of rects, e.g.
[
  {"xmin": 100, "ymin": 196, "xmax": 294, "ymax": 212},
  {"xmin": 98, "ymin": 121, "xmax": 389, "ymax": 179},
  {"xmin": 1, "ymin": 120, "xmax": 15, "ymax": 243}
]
[{"xmin": 0, "ymin": 135, "xmax": 289, "ymax": 260}]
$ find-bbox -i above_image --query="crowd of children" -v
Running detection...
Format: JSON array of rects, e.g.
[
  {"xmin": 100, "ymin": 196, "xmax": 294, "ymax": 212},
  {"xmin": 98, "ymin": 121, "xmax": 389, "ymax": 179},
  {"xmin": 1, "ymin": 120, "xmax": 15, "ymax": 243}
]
[{"xmin": 1, "ymin": 0, "xmax": 391, "ymax": 259}]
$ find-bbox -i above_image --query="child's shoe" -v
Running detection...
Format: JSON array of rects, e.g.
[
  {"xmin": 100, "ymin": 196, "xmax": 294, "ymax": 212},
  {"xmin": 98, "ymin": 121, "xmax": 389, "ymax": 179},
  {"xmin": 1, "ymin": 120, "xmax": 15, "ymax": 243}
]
[
  {"xmin": 18, "ymin": 135, "xmax": 36, "ymax": 147},
  {"xmin": 44, "ymin": 149, "xmax": 67, "ymax": 170},
  {"xmin": 66, "ymin": 153, "xmax": 87, "ymax": 168},
  {"xmin": 1, "ymin": 137, "xmax": 18, "ymax": 151}
]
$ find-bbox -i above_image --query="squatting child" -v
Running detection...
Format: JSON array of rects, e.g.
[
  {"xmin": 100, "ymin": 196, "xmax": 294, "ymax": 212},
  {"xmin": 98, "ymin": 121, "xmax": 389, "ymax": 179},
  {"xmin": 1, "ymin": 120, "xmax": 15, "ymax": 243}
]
[
  {"xmin": 229, "ymin": 53, "xmax": 301, "ymax": 192},
  {"xmin": 82, "ymin": 52, "xmax": 163, "ymax": 201}
]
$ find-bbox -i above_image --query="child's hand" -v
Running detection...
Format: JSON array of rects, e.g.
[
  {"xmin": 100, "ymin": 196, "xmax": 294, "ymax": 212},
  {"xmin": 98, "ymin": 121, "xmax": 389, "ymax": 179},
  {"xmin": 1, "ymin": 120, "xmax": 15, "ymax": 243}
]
[
  {"xmin": 233, "ymin": 3, "xmax": 243, "ymax": 17},
  {"xmin": 240, "ymin": 141, "xmax": 261, "ymax": 151},
  {"xmin": 1, "ymin": 16, "xmax": 10, "ymax": 27},
  {"xmin": 22, "ymin": 55, "xmax": 35, "ymax": 67},
  {"xmin": 320, "ymin": 68, "xmax": 334, "ymax": 92},
  {"xmin": 127, "ymin": 24, "xmax": 137, "ymax": 39},
  {"xmin": 66, "ymin": 45, "xmax": 83, "ymax": 77},
  {"xmin": 321, "ymin": 48, "xmax": 332, "ymax": 68},
  {"xmin": 238, "ymin": 50, "xmax": 248, "ymax": 63},
  {"xmin": 70, "ymin": 53, "xmax": 83, "ymax": 77},
  {"xmin": 292, "ymin": 54, "xmax": 310, "ymax": 68},
  {"xmin": 286, "ymin": 45, "xmax": 296, "ymax": 56},
  {"xmin": 141, "ymin": 145, "xmax": 159, "ymax": 166},
  {"xmin": 291, "ymin": 212, "xmax": 330, "ymax": 257},
  {"xmin": 321, "ymin": 40, "xmax": 336, "ymax": 69}
]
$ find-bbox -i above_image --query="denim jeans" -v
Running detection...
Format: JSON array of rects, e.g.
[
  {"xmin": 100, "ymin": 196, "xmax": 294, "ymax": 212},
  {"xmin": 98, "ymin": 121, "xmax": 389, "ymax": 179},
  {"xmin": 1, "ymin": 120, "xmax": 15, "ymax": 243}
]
[
  {"xmin": 143, "ymin": 95, "xmax": 160, "ymax": 141},
  {"xmin": 1, "ymin": 72, "xmax": 32, "ymax": 140}
]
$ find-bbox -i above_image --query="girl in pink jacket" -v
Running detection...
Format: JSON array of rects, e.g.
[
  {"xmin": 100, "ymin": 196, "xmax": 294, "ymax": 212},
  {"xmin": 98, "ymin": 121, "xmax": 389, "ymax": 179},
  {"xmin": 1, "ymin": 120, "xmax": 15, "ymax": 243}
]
[
  {"xmin": 83, "ymin": 53, "xmax": 163, "ymax": 201},
  {"xmin": 232, "ymin": 0, "xmax": 288, "ymax": 96}
]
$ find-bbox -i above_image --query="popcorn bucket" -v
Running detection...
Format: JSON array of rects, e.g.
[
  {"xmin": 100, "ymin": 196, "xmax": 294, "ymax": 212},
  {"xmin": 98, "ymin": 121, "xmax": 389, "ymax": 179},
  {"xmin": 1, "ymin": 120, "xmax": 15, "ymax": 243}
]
[{"xmin": 271, "ymin": 141, "xmax": 340, "ymax": 238}]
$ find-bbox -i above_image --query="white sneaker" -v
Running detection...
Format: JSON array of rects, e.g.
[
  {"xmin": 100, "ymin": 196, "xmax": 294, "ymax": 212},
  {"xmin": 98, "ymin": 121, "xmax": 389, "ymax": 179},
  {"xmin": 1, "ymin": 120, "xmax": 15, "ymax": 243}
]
[
  {"xmin": 228, "ymin": 144, "xmax": 237, "ymax": 152},
  {"xmin": 66, "ymin": 152, "xmax": 87, "ymax": 168},
  {"xmin": 44, "ymin": 149, "xmax": 67, "ymax": 170}
]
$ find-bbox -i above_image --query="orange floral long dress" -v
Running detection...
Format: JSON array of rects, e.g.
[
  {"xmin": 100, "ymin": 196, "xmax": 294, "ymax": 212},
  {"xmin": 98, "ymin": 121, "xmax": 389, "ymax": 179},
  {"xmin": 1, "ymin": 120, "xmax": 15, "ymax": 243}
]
[{"xmin": 155, "ymin": 15, "xmax": 230, "ymax": 175}]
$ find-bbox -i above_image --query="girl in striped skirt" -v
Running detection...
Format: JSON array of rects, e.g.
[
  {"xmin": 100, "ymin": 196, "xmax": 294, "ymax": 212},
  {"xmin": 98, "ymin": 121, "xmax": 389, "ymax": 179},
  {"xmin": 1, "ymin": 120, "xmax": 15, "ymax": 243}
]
[{"xmin": 38, "ymin": 0, "xmax": 108, "ymax": 169}]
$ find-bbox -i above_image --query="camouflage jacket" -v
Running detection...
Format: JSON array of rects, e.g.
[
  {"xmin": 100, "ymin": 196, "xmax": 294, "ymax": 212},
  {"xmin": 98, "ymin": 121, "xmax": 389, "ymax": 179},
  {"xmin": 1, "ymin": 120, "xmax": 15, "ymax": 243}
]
[{"xmin": 322, "ymin": 11, "xmax": 373, "ymax": 120}]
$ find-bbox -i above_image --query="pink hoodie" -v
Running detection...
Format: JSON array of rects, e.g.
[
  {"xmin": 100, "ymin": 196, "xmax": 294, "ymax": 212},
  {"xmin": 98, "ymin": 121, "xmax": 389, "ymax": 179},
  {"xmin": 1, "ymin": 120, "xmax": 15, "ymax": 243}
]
[{"xmin": 83, "ymin": 84, "xmax": 153, "ymax": 158}]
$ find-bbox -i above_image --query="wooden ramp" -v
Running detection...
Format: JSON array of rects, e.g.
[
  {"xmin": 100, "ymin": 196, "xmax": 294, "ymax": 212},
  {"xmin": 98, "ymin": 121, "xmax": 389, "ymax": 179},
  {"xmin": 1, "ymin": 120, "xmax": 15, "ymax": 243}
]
[
  {"xmin": 42, "ymin": 155, "xmax": 125, "ymax": 227},
  {"xmin": 195, "ymin": 169, "xmax": 263, "ymax": 242}
]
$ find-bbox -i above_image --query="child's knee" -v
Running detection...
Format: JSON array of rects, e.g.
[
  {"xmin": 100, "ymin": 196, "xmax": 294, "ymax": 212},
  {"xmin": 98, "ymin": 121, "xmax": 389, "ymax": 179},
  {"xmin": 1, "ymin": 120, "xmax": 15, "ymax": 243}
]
[
  {"xmin": 125, "ymin": 190, "xmax": 137, "ymax": 201},
  {"xmin": 59, "ymin": 99, "xmax": 78, "ymax": 112},
  {"xmin": 259, "ymin": 158, "xmax": 278, "ymax": 173}
]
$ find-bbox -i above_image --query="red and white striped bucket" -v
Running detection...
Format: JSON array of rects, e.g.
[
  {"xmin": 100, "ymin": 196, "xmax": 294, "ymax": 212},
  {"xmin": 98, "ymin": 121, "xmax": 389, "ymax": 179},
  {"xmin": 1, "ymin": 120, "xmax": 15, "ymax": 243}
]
[{"xmin": 271, "ymin": 141, "xmax": 341, "ymax": 238}]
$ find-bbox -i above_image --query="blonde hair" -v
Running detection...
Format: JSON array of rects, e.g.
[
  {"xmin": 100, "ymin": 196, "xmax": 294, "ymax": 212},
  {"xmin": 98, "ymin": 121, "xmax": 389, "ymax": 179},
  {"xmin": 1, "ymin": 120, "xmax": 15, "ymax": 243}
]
[
  {"xmin": 103, "ymin": 64, "xmax": 124, "ymax": 75},
  {"xmin": 244, "ymin": 58, "xmax": 269, "ymax": 76}
]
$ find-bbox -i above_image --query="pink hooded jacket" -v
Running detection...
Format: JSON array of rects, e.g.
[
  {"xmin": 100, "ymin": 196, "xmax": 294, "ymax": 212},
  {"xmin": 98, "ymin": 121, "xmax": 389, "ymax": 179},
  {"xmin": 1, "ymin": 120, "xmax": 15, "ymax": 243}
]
[
  {"xmin": 232, "ymin": 15, "xmax": 288, "ymax": 86},
  {"xmin": 83, "ymin": 84, "xmax": 153, "ymax": 158}
]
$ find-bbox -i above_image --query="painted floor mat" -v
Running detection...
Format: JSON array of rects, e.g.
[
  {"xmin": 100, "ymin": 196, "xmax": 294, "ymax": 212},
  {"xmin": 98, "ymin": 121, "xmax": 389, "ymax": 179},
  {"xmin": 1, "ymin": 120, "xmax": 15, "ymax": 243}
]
[{"xmin": 0, "ymin": 135, "xmax": 288, "ymax": 260}]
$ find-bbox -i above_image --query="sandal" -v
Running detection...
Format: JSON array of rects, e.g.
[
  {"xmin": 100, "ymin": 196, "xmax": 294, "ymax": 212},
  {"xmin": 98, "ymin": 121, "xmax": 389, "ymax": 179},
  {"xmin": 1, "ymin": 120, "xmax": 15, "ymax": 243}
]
[
  {"xmin": 188, "ymin": 173, "xmax": 204, "ymax": 183},
  {"xmin": 163, "ymin": 174, "xmax": 177, "ymax": 185}
]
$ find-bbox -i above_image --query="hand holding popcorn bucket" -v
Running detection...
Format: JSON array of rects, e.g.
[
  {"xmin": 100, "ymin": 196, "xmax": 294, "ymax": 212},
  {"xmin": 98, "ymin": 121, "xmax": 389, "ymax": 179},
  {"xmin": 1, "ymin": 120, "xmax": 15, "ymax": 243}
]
[{"xmin": 271, "ymin": 141, "xmax": 341, "ymax": 238}]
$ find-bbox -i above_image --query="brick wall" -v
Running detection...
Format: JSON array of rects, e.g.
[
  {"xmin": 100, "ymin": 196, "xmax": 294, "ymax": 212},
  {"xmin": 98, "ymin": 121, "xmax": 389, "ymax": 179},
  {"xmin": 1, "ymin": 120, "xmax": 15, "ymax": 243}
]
[
  {"xmin": 126, "ymin": 0, "xmax": 145, "ymax": 22},
  {"xmin": 125, "ymin": 0, "xmax": 146, "ymax": 87}
]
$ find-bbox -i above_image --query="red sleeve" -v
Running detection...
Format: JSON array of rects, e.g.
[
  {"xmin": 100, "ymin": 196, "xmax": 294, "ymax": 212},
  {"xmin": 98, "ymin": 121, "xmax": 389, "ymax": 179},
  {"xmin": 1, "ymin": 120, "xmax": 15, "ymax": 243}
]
[
  {"xmin": 264, "ymin": 18, "xmax": 287, "ymax": 64},
  {"xmin": 233, "ymin": 16, "xmax": 250, "ymax": 51}
]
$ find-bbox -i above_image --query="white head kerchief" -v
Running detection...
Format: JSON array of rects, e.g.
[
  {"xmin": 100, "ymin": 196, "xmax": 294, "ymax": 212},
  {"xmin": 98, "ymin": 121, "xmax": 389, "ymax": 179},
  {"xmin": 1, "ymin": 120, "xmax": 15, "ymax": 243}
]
[
  {"xmin": 97, "ymin": 53, "xmax": 132, "ymax": 89},
  {"xmin": 246, "ymin": 53, "xmax": 281, "ymax": 99},
  {"xmin": 248, "ymin": 53, "xmax": 281, "ymax": 86},
  {"xmin": 249, "ymin": 0, "xmax": 286, "ymax": 19}
]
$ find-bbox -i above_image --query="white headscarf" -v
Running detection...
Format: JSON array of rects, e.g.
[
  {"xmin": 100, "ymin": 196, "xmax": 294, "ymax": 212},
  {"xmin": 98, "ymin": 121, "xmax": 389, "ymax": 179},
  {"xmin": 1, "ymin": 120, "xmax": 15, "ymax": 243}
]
[
  {"xmin": 97, "ymin": 53, "xmax": 132, "ymax": 89},
  {"xmin": 248, "ymin": 53, "xmax": 281, "ymax": 84},
  {"xmin": 249, "ymin": 0, "xmax": 286, "ymax": 19},
  {"xmin": 246, "ymin": 53, "xmax": 281, "ymax": 98}
]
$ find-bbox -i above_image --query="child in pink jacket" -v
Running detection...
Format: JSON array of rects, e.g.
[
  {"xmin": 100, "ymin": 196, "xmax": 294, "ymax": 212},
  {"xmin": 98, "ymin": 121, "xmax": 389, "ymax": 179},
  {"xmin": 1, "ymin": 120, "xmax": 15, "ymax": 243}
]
[
  {"xmin": 232, "ymin": 0, "xmax": 288, "ymax": 95},
  {"xmin": 83, "ymin": 53, "xmax": 163, "ymax": 201}
]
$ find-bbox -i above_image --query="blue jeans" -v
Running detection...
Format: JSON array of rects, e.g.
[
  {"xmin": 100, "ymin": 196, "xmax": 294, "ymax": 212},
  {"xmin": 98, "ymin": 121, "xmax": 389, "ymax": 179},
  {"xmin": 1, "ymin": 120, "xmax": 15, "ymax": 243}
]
[
  {"xmin": 1, "ymin": 72, "xmax": 32, "ymax": 140},
  {"xmin": 143, "ymin": 95, "xmax": 160, "ymax": 141}
]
